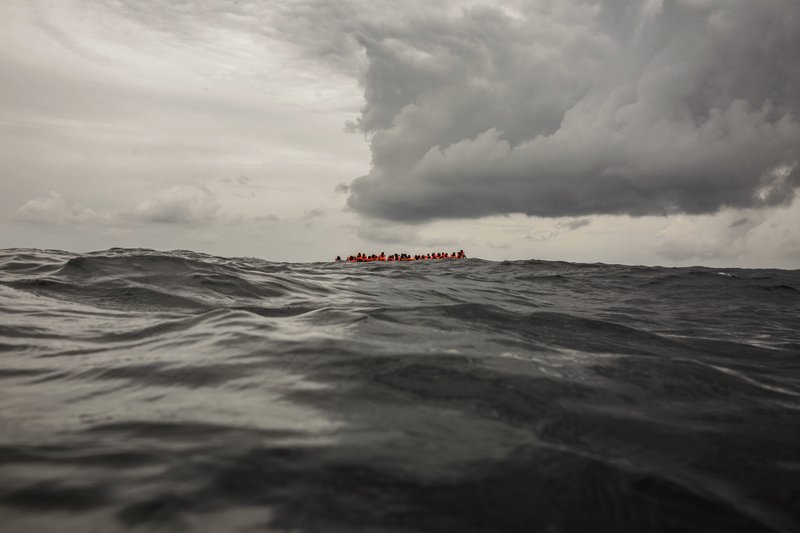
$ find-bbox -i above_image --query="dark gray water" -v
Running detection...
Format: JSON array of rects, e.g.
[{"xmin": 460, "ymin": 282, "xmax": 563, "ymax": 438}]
[{"xmin": 1, "ymin": 247, "xmax": 799, "ymax": 532}]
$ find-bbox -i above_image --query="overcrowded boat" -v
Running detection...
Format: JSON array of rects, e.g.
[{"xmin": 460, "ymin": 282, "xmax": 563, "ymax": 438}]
[{"xmin": 336, "ymin": 250, "xmax": 466, "ymax": 262}]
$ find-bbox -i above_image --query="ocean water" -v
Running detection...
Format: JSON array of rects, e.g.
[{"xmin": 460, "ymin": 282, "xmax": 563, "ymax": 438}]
[{"xmin": 1, "ymin": 247, "xmax": 799, "ymax": 532}]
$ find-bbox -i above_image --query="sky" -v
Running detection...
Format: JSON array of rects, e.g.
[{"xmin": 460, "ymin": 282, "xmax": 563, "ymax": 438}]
[{"xmin": 1, "ymin": 0, "xmax": 799, "ymax": 267}]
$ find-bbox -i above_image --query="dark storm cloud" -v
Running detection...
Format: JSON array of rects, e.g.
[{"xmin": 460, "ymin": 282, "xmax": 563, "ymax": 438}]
[{"xmin": 276, "ymin": 0, "xmax": 800, "ymax": 222}]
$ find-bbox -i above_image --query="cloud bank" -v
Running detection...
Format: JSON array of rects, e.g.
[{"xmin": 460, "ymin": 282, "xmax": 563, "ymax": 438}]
[
  {"xmin": 283, "ymin": 0, "xmax": 800, "ymax": 222},
  {"xmin": 13, "ymin": 191, "xmax": 103, "ymax": 225},
  {"xmin": 14, "ymin": 186, "xmax": 221, "ymax": 227},
  {"xmin": 129, "ymin": 185, "xmax": 220, "ymax": 225}
]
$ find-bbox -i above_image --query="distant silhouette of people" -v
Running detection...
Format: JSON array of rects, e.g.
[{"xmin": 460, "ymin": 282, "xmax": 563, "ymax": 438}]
[{"xmin": 341, "ymin": 250, "xmax": 467, "ymax": 262}]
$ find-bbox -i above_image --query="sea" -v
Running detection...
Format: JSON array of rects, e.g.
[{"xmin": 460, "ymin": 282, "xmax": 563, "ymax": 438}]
[{"xmin": 0, "ymin": 247, "xmax": 798, "ymax": 532}]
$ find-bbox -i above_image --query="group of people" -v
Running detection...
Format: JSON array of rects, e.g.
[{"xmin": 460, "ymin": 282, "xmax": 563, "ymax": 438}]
[{"xmin": 336, "ymin": 250, "xmax": 467, "ymax": 262}]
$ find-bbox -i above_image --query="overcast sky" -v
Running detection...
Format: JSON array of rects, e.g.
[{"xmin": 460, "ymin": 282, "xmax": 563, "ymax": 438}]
[{"xmin": 2, "ymin": 0, "xmax": 799, "ymax": 267}]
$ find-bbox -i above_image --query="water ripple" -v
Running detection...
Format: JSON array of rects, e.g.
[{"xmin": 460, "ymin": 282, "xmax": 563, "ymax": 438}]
[{"xmin": 0, "ymin": 248, "xmax": 798, "ymax": 532}]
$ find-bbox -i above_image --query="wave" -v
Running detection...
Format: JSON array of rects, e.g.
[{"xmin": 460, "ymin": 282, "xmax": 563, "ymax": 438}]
[{"xmin": 0, "ymin": 248, "xmax": 799, "ymax": 532}]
